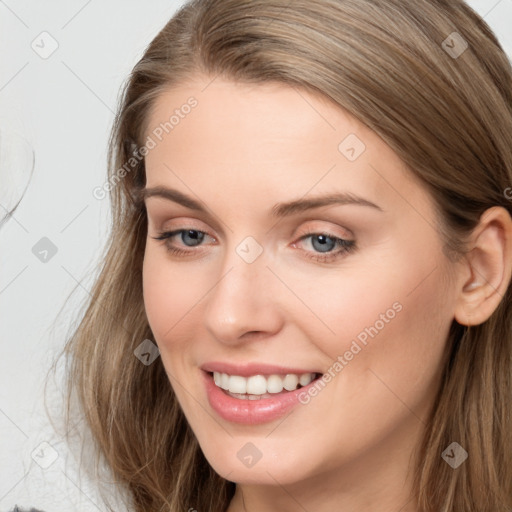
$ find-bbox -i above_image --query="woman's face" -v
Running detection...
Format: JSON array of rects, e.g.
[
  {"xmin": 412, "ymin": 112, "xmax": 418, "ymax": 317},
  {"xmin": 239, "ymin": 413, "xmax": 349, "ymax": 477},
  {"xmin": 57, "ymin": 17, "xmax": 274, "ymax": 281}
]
[{"xmin": 142, "ymin": 76, "xmax": 461, "ymax": 492}]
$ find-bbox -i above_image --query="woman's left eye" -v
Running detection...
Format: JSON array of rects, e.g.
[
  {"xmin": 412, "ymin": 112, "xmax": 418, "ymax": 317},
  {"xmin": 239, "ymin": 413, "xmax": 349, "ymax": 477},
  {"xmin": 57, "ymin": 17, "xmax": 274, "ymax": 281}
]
[{"xmin": 293, "ymin": 232, "xmax": 356, "ymax": 262}]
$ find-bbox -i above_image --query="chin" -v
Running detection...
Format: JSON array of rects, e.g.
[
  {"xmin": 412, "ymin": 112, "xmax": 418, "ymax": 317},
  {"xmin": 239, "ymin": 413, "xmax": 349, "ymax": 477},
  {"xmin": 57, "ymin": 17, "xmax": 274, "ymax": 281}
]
[{"xmin": 199, "ymin": 441, "xmax": 314, "ymax": 486}]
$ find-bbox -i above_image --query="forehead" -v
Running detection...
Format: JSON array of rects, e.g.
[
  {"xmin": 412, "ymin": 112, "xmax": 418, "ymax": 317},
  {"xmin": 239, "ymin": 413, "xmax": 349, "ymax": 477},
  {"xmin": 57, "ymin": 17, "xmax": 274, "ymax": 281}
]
[{"xmin": 143, "ymin": 76, "xmax": 432, "ymax": 219}]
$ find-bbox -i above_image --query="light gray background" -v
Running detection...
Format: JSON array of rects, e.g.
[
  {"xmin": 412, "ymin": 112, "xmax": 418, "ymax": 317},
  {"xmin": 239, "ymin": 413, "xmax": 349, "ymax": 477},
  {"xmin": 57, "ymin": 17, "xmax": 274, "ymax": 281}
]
[{"xmin": 0, "ymin": 1, "xmax": 511, "ymax": 510}]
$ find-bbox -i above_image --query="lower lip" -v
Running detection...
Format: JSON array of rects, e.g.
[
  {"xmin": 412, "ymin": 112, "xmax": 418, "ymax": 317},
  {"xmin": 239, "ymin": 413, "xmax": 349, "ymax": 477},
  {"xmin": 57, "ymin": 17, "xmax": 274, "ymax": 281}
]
[{"xmin": 202, "ymin": 370, "xmax": 320, "ymax": 425}]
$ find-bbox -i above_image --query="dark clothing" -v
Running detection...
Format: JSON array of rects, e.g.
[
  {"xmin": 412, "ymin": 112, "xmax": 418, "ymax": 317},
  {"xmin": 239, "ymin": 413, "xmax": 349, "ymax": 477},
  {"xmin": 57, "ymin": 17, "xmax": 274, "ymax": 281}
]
[{"xmin": 9, "ymin": 507, "xmax": 45, "ymax": 512}]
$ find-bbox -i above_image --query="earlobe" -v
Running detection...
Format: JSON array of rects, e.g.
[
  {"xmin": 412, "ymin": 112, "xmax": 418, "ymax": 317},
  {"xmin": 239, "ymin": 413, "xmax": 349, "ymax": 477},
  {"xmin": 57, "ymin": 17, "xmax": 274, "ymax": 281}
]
[{"xmin": 454, "ymin": 207, "xmax": 512, "ymax": 326}]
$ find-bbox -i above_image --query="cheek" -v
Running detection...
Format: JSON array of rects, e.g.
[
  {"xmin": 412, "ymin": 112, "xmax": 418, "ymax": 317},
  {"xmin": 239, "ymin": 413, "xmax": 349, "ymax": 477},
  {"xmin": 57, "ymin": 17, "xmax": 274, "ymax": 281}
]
[
  {"xmin": 295, "ymin": 231, "xmax": 453, "ymax": 361},
  {"xmin": 289, "ymin": 246, "xmax": 453, "ymax": 405},
  {"xmin": 142, "ymin": 250, "xmax": 207, "ymax": 344},
  {"xmin": 272, "ymin": 257, "xmax": 409, "ymax": 359}
]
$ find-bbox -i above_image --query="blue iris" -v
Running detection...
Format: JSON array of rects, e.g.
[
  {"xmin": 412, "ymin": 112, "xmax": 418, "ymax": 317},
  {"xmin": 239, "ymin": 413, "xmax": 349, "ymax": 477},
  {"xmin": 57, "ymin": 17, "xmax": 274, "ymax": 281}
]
[
  {"xmin": 311, "ymin": 234, "xmax": 336, "ymax": 253},
  {"xmin": 181, "ymin": 230, "xmax": 205, "ymax": 246}
]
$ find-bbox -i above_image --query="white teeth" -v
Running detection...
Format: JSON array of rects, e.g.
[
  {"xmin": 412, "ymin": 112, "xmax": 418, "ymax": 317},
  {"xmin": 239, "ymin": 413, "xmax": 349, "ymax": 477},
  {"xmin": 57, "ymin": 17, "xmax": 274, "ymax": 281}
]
[
  {"xmin": 267, "ymin": 375, "xmax": 283, "ymax": 393},
  {"xmin": 228, "ymin": 375, "xmax": 247, "ymax": 394},
  {"xmin": 299, "ymin": 373, "xmax": 314, "ymax": 386},
  {"xmin": 246, "ymin": 375, "xmax": 267, "ymax": 394},
  {"xmin": 213, "ymin": 371, "xmax": 317, "ymax": 396},
  {"xmin": 220, "ymin": 372, "xmax": 230, "ymax": 390},
  {"xmin": 283, "ymin": 374, "xmax": 299, "ymax": 391}
]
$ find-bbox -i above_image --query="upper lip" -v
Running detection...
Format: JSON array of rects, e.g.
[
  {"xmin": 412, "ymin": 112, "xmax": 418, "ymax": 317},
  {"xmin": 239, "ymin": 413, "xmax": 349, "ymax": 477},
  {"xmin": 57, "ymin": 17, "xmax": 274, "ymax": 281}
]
[{"xmin": 201, "ymin": 361, "xmax": 322, "ymax": 377}]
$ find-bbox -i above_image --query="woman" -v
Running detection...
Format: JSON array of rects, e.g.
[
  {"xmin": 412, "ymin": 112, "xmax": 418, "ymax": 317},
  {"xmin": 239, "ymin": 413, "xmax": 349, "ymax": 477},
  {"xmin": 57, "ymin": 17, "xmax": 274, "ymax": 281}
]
[{"xmin": 62, "ymin": 0, "xmax": 512, "ymax": 510}]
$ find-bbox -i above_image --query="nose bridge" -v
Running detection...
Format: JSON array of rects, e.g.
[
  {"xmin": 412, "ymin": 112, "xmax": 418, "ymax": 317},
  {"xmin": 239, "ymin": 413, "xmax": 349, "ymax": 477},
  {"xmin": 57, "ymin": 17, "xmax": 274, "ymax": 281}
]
[{"xmin": 203, "ymin": 237, "xmax": 283, "ymax": 343}]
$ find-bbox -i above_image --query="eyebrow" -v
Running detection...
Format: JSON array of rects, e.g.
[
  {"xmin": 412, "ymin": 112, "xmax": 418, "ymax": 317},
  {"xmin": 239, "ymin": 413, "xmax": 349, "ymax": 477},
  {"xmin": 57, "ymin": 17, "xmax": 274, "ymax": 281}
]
[{"xmin": 141, "ymin": 186, "xmax": 383, "ymax": 217}]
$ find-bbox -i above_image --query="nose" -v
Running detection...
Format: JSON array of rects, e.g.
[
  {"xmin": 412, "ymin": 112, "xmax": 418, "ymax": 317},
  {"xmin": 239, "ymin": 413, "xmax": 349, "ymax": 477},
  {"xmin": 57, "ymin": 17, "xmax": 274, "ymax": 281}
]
[{"xmin": 202, "ymin": 246, "xmax": 285, "ymax": 345}]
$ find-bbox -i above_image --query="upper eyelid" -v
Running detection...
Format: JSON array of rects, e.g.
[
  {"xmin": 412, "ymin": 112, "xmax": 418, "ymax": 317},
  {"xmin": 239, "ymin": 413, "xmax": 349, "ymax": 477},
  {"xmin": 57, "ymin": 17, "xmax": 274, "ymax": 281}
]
[
  {"xmin": 152, "ymin": 219, "xmax": 355, "ymax": 245},
  {"xmin": 295, "ymin": 231, "xmax": 349, "ymax": 244},
  {"xmin": 149, "ymin": 216, "xmax": 212, "ymax": 234},
  {"xmin": 155, "ymin": 226, "xmax": 351, "ymax": 237},
  {"xmin": 296, "ymin": 223, "xmax": 353, "ymax": 237},
  {"xmin": 145, "ymin": 207, "xmax": 227, "ymax": 237},
  {"xmin": 150, "ymin": 215, "xmax": 353, "ymax": 235}
]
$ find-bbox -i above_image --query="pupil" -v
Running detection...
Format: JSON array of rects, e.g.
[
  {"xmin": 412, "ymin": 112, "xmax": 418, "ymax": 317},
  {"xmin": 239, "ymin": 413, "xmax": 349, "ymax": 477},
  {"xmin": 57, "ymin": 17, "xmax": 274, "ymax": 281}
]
[
  {"xmin": 312, "ymin": 234, "xmax": 335, "ymax": 253},
  {"xmin": 182, "ymin": 230, "xmax": 204, "ymax": 246}
]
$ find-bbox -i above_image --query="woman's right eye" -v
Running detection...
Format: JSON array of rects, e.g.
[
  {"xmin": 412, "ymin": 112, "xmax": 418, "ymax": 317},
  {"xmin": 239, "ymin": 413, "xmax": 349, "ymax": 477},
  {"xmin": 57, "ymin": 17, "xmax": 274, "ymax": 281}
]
[{"xmin": 152, "ymin": 229, "xmax": 214, "ymax": 255}]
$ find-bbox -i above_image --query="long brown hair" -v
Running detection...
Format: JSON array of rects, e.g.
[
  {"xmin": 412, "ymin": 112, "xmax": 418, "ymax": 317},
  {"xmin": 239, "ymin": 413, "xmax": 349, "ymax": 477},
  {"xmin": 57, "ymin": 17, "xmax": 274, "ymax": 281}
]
[{"xmin": 59, "ymin": 1, "xmax": 512, "ymax": 510}]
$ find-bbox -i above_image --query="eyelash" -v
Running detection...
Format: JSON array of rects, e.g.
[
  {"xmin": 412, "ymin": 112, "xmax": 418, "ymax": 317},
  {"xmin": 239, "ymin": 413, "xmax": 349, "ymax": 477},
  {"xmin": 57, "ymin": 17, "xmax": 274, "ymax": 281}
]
[
  {"xmin": 294, "ymin": 230, "xmax": 356, "ymax": 263},
  {"xmin": 151, "ymin": 229, "xmax": 356, "ymax": 263}
]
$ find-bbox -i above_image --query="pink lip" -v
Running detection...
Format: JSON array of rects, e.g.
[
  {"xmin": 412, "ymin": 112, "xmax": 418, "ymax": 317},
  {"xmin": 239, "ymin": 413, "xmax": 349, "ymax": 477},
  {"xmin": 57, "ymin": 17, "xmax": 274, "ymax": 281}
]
[
  {"xmin": 200, "ymin": 361, "xmax": 320, "ymax": 377},
  {"xmin": 202, "ymin": 370, "xmax": 321, "ymax": 425}
]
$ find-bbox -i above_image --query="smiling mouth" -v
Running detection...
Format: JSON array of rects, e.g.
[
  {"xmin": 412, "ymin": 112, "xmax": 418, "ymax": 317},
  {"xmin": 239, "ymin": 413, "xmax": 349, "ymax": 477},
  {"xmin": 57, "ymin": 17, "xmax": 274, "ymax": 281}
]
[{"xmin": 208, "ymin": 371, "xmax": 323, "ymax": 400}]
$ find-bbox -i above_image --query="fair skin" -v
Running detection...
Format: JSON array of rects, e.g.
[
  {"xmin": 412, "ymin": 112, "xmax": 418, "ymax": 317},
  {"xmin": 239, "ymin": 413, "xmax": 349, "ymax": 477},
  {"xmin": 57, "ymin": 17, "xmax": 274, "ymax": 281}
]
[{"xmin": 141, "ymin": 75, "xmax": 512, "ymax": 512}]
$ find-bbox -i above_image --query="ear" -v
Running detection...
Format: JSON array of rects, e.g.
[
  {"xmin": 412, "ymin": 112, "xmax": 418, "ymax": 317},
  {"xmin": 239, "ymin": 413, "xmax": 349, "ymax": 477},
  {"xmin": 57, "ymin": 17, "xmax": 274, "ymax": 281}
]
[{"xmin": 454, "ymin": 206, "xmax": 512, "ymax": 326}]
